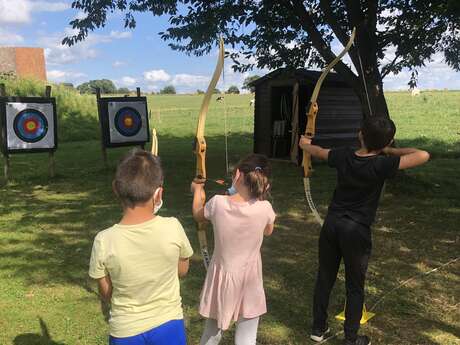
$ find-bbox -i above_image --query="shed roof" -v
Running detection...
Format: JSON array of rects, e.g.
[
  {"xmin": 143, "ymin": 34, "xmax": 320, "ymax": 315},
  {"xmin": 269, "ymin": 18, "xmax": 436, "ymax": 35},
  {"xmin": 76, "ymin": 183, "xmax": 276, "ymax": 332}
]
[{"xmin": 248, "ymin": 68, "xmax": 348, "ymax": 87}]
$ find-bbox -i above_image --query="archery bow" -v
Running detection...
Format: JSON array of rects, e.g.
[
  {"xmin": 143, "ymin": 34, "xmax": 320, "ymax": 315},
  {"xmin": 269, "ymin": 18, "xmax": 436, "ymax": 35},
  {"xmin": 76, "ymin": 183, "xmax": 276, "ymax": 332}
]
[
  {"xmin": 302, "ymin": 28, "xmax": 356, "ymax": 226},
  {"xmin": 194, "ymin": 38, "xmax": 225, "ymax": 269},
  {"xmin": 151, "ymin": 128, "xmax": 158, "ymax": 156}
]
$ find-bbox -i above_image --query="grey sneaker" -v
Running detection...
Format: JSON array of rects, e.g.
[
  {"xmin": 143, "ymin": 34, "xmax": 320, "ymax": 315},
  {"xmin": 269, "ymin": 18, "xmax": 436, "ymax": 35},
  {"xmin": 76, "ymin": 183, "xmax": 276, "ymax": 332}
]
[{"xmin": 310, "ymin": 325, "xmax": 330, "ymax": 342}]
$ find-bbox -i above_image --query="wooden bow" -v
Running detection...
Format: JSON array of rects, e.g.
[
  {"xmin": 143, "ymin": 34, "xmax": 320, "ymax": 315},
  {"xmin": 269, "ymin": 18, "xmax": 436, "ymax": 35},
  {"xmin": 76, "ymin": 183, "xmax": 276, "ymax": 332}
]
[
  {"xmin": 194, "ymin": 38, "xmax": 225, "ymax": 269},
  {"xmin": 302, "ymin": 28, "xmax": 356, "ymax": 225},
  {"xmin": 151, "ymin": 128, "xmax": 158, "ymax": 156}
]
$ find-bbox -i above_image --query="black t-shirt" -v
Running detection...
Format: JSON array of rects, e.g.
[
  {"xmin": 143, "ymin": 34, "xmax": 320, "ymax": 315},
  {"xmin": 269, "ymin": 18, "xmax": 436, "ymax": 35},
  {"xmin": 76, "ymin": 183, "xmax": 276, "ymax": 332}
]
[{"xmin": 327, "ymin": 147, "xmax": 400, "ymax": 226}]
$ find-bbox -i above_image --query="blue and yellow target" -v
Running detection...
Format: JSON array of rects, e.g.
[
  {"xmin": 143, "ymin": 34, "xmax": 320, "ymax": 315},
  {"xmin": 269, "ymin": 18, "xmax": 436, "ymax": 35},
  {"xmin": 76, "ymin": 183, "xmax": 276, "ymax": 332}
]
[
  {"xmin": 13, "ymin": 109, "xmax": 48, "ymax": 143},
  {"xmin": 114, "ymin": 107, "xmax": 142, "ymax": 137}
]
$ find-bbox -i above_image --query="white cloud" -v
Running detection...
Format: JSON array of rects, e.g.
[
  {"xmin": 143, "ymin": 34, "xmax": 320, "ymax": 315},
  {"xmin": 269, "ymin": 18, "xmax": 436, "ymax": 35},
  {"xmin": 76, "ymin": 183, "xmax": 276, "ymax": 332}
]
[
  {"xmin": 113, "ymin": 60, "xmax": 126, "ymax": 68},
  {"xmin": 40, "ymin": 29, "xmax": 133, "ymax": 65},
  {"xmin": 0, "ymin": 29, "xmax": 24, "ymax": 45},
  {"xmin": 0, "ymin": 0, "xmax": 31, "ymax": 23},
  {"xmin": 383, "ymin": 52, "xmax": 460, "ymax": 90},
  {"xmin": 109, "ymin": 31, "xmax": 132, "ymax": 39},
  {"xmin": 118, "ymin": 76, "xmax": 137, "ymax": 87},
  {"xmin": 0, "ymin": 0, "xmax": 69, "ymax": 24},
  {"xmin": 31, "ymin": 1, "xmax": 69, "ymax": 12},
  {"xmin": 47, "ymin": 69, "xmax": 86, "ymax": 83},
  {"xmin": 144, "ymin": 69, "xmax": 171, "ymax": 82},
  {"xmin": 172, "ymin": 74, "xmax": 209, "ymax": 87}
]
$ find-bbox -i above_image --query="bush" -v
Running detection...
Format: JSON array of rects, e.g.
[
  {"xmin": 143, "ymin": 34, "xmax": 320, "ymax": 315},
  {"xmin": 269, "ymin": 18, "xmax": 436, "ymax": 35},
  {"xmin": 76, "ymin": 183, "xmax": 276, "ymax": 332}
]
[{"xmin": 160, "ymin": 85, "xmax": 176, "ymax": 94}]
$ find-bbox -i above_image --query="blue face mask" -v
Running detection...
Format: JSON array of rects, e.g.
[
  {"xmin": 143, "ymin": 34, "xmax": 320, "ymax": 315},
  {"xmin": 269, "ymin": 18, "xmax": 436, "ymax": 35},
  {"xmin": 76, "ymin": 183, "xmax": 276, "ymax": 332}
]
[{"xmin": 227, "ymin": 185, "xmax": 237, "ymax": 195}]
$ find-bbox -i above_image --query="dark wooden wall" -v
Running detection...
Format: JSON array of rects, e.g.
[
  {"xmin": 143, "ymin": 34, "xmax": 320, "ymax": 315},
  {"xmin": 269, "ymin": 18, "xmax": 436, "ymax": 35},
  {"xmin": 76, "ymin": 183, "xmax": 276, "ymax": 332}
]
[{"xmin": 253, "ymin": 76, "xmax": 363, "ymax": 158}]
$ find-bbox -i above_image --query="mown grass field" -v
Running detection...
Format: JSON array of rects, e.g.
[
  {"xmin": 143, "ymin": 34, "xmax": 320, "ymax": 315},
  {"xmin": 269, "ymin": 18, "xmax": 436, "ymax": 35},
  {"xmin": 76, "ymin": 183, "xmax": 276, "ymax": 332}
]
[{"xmin": 0, "ymin": 85, "xmax": 459, "ymax": 345}]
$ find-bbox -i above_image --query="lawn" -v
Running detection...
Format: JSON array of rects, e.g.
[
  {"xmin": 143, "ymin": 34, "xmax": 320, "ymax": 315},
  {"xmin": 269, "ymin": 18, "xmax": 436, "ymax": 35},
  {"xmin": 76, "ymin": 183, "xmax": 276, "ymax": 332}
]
[{"xmin": 0, "ymin": 91, "xmax": 459, "ymax": 345}]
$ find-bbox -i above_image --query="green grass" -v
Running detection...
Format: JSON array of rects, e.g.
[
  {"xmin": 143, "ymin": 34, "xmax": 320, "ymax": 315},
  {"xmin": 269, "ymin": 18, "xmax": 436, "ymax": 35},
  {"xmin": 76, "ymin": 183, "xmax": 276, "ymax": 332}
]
[{"xmin": 0, "ymin": 87, "xmax": 459, "ymax": 345}]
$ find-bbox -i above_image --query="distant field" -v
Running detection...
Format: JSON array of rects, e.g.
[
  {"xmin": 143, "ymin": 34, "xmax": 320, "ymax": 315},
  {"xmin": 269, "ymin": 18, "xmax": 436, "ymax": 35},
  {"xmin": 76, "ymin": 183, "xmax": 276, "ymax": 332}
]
[{"xmin": 0, "ymin": 82, "xmax": 459, "ymax": 344}]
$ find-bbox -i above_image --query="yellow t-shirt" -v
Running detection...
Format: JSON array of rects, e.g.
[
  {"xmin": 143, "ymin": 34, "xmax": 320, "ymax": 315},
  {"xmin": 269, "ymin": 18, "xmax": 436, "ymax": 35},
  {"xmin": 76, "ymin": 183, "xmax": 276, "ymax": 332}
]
[{"xmin": 88, "ymin": 216, "xmax": 194, "ymax": 338}]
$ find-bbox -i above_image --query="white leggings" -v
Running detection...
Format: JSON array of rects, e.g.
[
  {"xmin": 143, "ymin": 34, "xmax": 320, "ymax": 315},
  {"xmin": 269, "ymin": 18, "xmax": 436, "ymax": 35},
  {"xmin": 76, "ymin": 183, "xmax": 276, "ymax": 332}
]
[{"xmin": 200, "ymin": 317, "xmax": 260, "ymax": 345}]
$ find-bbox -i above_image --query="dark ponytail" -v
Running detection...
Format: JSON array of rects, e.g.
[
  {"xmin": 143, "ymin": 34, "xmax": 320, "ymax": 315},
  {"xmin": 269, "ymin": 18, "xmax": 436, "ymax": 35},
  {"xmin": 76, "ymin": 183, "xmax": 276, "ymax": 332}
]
[{"xmin": 235, "ymin": 154, "xmax": 271, "ymax": 200}]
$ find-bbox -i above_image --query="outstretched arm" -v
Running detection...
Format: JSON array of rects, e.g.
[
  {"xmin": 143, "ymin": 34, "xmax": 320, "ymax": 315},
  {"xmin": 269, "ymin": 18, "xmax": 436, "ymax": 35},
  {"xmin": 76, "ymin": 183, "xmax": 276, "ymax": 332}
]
[
  {"xmin": 383, "ymin": 147, "xmax": 430, "ymax": 169},
  {"xmin": 299, "ymin": 136, "xmax": 330, "ymax": 161},
  {"xmin": 191, "ymin": 179, "xmax": 206, "ymax": 222}
]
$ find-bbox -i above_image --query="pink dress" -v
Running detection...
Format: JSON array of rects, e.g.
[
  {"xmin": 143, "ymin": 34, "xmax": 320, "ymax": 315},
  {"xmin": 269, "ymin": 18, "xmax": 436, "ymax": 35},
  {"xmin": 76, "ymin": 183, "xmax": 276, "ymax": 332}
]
[{"xmin": 199, "ymin": 195, "xmax": 276, "ymax": 330}]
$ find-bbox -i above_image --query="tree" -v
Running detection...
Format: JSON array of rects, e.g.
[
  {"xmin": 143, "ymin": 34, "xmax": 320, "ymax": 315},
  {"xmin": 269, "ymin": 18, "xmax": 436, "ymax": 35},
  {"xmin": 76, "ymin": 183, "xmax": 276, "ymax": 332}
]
[
  {"xmin": 117, "ymin": 87, "xmax": 131, "ymax": 94},
  {"xmin": 213, "ymin": 88, "xmax": 221, "ymax": 94},
  {"xmin": 64, "ymin": 1, "xmax": 460, "ymax": 117},
  {"xmin": 243, "ymin": 75, "xmax": 261, "ymax": 93},
  {"xmin": 77, "ymin": 79, "xmax": 117, "ymax": 94},
  {"xmin": 160, "ymin": 85, "xmax": 176, "ymax": 94},
  {"xmin": 196, "ymin": 89, "xmax": 205, "ymax": 94},
  {"xmin": 226, "ymin": 85, "xmax": 240, "ymax": 94}
]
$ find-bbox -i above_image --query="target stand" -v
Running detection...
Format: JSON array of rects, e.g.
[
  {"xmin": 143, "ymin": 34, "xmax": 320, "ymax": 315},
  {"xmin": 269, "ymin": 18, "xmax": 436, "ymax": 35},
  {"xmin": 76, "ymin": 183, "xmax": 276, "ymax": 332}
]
[
  {"xmin": 0, "ymin": 84, "xmax": 58, "ymax": 181},
  {"xmin": 96, "ymin": 87, "xmax": 150, "ymax": 167}
]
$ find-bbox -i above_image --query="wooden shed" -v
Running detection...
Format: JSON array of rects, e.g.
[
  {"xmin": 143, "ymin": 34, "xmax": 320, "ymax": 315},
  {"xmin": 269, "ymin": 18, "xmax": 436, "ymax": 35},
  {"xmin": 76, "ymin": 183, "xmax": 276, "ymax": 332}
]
[{"xmin": 249, "ymin": 68, "xmax": 363, "ymax": 162}]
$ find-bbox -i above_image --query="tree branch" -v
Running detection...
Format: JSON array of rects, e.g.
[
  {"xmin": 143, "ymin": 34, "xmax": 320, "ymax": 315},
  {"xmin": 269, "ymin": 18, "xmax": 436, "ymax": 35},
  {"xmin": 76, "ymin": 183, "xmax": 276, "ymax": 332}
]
[
  {"xmin": 381, "ymin": 54, "xmax": 401, "ymax": 78},
  {"xmin": 288, "ymin": 0, "xmax": 359, "ymax": 90},
  {"xmin": 319, "ymin": 0, "xmax": 360, "ymax": 68}
]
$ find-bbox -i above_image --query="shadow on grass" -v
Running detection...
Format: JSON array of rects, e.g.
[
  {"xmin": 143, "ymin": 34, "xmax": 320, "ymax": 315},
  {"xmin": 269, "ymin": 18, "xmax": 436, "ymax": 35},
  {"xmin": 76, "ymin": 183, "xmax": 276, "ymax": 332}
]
[{"xmin": 14, "ymin": 318, "xmax": 66, "ymax": 345}]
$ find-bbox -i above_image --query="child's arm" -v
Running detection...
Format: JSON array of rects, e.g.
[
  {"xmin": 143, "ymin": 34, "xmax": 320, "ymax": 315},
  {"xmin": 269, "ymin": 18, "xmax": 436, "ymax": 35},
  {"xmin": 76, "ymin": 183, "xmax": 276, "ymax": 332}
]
[
  {"xmin": 299, "ymin": 136, "xmax": 330, "ymax": 161},
  {"xmin": 264, "ymin": 223, "xmax": 275, "ymax": 236},
  {"xmin": 178, "ymin": 258, "xmax": 190, "ymax": 278},
  {"xmin": 383, "ymin": 147, "xmax": 430, "ymax": 169},
  {"xmin": 191, "ymin": 179, "xmax": 207, "ymax": 222},
  {"xmin": 97, "ymin": 275, "xmax": 112, "ymax": 303}
]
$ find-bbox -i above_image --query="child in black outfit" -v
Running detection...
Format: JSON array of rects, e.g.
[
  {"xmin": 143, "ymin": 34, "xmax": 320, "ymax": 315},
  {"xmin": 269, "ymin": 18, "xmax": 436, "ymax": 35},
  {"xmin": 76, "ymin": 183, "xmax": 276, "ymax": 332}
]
[{"xmin": 299, "ymin": 116, "xmax": 430, "ymax": 345}]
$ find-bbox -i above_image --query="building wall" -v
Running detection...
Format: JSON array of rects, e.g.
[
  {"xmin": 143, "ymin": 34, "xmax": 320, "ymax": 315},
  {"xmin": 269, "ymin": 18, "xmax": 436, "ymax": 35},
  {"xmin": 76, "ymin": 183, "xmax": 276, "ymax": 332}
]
[
  {"xmin": 0, "ymin": 47, "xmax": 16, "ymax": 75},
  {"xmin": 0, "ymin": 47, "xmax": 47, "ymax": 81}
]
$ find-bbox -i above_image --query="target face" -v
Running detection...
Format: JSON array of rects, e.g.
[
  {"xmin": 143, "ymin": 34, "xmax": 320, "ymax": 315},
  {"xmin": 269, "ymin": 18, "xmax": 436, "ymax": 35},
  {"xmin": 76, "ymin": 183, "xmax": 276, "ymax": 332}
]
[
  {"xmin": 114, "ymin": 107, "xmax": 142, "ymax": 137},
  {"xmin": 107, "ymin": 101, "xmax": 148, "ymax": 144},
  {"xmin": 13, "ymin": 109, "xmax": 48, "ymax": 143},
  {"xmin": 3, "ymin": 102, "xmax": 56, "ymax": 152}
]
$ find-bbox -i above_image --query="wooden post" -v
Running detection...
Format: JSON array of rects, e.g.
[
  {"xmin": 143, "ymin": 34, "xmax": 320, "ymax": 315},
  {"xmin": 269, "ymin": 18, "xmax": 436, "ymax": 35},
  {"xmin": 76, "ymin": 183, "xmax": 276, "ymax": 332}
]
[
  {"xmin": 136, "ymin": 87, "xmax": 141, "ymax": 97},
  {"xmin": 0, "ymin": 84, "xmax": 7, "ymax": 182},
  {"xmin": 45, "ymin": 85, "xmax": 52, "ymax": 98},
  {"xmin": 96, "ymin": 88, "xmax": 108, "ymax": 169},
  {"xmin": 45, "ymin": 85, "xmax": 55, "ymax": 178},
  {"xmin": 48, "ymin": 152, "xmax": 55, "ymax": 178},
  {"xmin": 3, "ymin": 154, "xmax": 9, "ymax": 182}
]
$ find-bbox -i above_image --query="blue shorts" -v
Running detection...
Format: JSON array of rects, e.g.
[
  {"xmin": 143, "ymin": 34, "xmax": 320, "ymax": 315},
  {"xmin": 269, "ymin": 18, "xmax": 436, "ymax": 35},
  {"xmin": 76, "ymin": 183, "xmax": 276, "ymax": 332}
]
[{"xmin": 109, "ymin": 319, "xmax": 186, "ymax": 345}]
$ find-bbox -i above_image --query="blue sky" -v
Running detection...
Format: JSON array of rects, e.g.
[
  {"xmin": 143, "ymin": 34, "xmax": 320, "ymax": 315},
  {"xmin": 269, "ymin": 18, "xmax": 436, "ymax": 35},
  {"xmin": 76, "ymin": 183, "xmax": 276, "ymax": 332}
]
[{"xmin": 1, "ymin": 0, "xmax": 459, "ymax": 93}]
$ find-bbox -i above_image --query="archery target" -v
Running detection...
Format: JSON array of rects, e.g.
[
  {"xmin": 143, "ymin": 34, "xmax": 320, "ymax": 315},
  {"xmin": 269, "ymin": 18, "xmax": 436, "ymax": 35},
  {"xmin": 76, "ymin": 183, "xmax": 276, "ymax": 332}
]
[
  {"xmin": 108, "ymin": 101, "xmax": 148, "ymax": 143},
  {"xmin": 5, "ymin": 102, "xmax": 56, "ymax": 150}
]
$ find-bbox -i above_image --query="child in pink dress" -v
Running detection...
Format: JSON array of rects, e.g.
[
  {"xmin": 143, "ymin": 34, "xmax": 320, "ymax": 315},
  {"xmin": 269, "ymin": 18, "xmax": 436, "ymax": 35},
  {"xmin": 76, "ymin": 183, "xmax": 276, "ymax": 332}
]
[{"xmin": 191, "ymin": 154, "xmax": 276, "ymax": 345}]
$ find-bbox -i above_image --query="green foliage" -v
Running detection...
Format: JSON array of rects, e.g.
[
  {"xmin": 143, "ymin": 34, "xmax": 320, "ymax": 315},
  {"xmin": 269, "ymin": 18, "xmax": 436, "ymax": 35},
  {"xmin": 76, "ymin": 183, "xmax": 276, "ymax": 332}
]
[
  {"xmin": 196, "ymin": 89, "xmax": 205, "ymax": 94},
  {"xmin": 242, "ymin": 75, "xmax": 260, "ymax": 93},
  {"xmin": 213, "ymin": 88, "xmax": 221, "ymax": 94},
  {"xmin": 77, "ymin": 79, "xmax": 117, "ymax": 94},
  {"xmin": 159, "ymin": 85, "xmax": 176, "ymax": 94},
  {"xmin": 226, "ymin": 85, "xmax": 240, "ymax": 94}
]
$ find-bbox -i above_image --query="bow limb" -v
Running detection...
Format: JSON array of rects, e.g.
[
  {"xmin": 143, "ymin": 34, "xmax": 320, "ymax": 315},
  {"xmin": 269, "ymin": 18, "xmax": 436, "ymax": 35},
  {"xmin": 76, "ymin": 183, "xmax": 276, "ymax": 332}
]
[
  {"xmin": 302, "ymin": 28, "xmax": 356, "ymax": 225},
  {"xmin": 151, "ymin": 128, "xmax": 158, "ymax": 156},
  {"xmin": 194, "ymin": 38, "xmax": 225, "ymax": 269}
]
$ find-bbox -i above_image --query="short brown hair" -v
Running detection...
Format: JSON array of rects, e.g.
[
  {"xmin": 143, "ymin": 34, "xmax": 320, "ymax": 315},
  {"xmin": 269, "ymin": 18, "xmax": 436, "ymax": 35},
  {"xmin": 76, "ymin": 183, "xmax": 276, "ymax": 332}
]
[
  {"xmin": 113, "ymin": 149, "xmax": 163, "ymax": 208},
  {"xmin": 236, "ymin": 154, "xmax": 271, "ymax": 200},
  {"xmin": 361, "ymin": 116, "xmax": 396, "ymax": 151}
]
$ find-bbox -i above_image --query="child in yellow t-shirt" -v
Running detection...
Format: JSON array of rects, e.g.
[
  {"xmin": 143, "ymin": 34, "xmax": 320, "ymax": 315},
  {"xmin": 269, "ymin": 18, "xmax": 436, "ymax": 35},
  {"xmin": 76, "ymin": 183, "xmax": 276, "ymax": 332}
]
[{"xmin": 89, "ymin": 149, "xmax": 193, "ymax": 345}]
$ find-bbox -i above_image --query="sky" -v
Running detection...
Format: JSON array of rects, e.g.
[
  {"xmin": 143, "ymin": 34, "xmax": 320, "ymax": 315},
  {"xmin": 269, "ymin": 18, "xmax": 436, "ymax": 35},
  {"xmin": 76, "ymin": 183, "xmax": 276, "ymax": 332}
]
[{"xmin": 1, "ymin": 0, "xmax": 459, "ymax": 93}]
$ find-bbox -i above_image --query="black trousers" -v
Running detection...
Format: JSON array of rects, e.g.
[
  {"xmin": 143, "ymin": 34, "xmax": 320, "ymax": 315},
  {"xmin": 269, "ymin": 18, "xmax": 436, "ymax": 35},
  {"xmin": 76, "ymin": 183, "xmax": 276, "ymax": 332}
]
[{"xmin": 312, "ymin": 213, "xmax": 372, "ymax": 341}]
